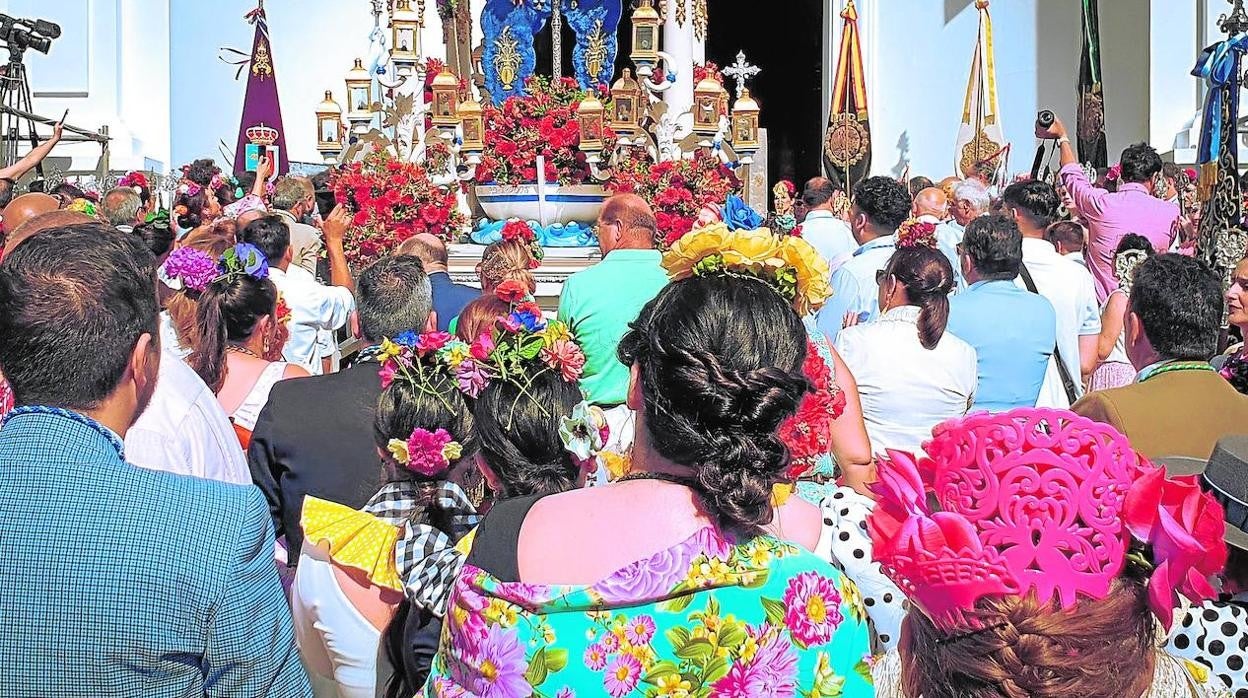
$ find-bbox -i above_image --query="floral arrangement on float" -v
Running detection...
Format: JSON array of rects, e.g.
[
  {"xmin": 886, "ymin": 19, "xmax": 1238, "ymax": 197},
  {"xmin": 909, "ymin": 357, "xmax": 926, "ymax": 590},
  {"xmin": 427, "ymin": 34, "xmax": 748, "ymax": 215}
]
[
  {"xmin": 476, "ymin": 76, "xmax": 614, "ymax": 186},
  {"xmin": 606, "ymin": 151, "xmax": 737, "ymax": 249},
  {"xmin": 330, "ymin": 150, "xmax": 466, "ymax": 269}
]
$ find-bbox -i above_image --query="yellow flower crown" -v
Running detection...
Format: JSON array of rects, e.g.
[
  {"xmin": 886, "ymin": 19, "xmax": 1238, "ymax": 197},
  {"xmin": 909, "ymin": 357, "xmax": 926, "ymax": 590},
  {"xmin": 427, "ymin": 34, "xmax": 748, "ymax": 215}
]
[{"xmin": 660, "ymin": 223, "xmax": 832, "ymax": 316}]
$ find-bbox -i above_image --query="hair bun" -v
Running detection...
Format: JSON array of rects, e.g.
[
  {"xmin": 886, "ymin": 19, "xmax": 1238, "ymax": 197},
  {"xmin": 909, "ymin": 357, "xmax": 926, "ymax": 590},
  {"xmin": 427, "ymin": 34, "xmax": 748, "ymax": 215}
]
[{"xmin": 663, "ymin": 344, "xmax": 808, "ymax": 434}]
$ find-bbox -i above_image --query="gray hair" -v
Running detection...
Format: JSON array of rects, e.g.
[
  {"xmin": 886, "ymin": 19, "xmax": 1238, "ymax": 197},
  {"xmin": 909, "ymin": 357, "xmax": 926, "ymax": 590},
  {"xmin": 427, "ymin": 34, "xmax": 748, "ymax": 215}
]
[
  {"xmin": 101, "ymin": 187, "xmax": 143, "ymax": 226},
  {"xmin": 953, "ymin": 180, "xmax": 992, "ymax": 213},
  {"xmin": 270, "ymin": 176, "xmax": 314, "ymax": 212}
]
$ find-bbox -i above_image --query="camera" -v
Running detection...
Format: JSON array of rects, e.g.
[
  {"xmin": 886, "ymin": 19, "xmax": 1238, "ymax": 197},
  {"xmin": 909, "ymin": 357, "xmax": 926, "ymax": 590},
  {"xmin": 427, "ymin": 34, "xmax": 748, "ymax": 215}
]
[
  {"xmin": 1036, "ymin": 110, "xmax": 1056, "ymax": 129},
  {"xmin": 0, "ymin": 14, "xmax": 60, "ymax": 57}
]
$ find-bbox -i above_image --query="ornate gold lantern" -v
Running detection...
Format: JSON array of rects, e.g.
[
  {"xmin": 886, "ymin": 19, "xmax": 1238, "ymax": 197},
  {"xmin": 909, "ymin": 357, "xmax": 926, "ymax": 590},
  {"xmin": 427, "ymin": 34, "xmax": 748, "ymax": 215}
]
[
  {"xmin": 315, "ymin": 90, "xmax": 344, "ymax": 152},
  {"xmin": 344, "ymin": 58, "xmax": 374, "ymax": 122},
  {"xmin": 731, "ymin": 88, "xmax": 760, "ymax": 150},
  {"xmin": 390, "ymin": 0, "xmax": 422, "ymax": 66},
  {"xmin": 458, "ymin": 98, "xmax": 484, "ymax": 153},
  {"xmin": 693, "ymin": 76, "xmax": 723, "ymax": 136},
  {"xmin": 609, "ymin": 69, "xmax": 642, "ymax": 133},
  {"xmin": 630, "ymin": 0, "xmax": 660, "ymax": 72},
  {"xmin": 430, "ymin": 70, "xmax": 461, "ymax": 128},
  {"xmin": 577, "ymin": 95, "xmax": 606, "ymax": 152}
]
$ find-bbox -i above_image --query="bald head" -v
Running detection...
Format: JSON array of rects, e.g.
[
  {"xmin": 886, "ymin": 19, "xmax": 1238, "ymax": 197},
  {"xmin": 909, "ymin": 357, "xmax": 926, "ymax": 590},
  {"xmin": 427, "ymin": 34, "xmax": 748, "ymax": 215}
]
[
  {"xmin": 597, "ymin": 193, "xmax": 656, "ymax": 253},
  {"xmin": 912, "ymin": 187, "xmax": 949, "ymax": 219},
  {"xmin": 236, "ymin": 208, "xmax": 267, "ymax": 230},
  {"xmin": 396, "ymin": 233, "xmax": 448, "ymax": 272},
  {"xmin": 3, "ymin": 210, "xmax": 94, "ymax": 256},
  {"xmin": 2, "ymin": 193, "xmax": 59, "ymax": 243}
]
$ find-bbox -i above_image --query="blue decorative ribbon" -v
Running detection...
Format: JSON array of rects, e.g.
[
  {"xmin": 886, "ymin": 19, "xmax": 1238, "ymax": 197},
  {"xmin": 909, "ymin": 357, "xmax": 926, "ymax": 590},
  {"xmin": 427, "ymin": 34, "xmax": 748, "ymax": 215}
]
[
  {"xmin": 470, "ymin": 218, "xmax": 597, "ymax": 247},
  {"xmin": 1192, "ymin": 33, "xmax": 1248, "ymax": 165}
]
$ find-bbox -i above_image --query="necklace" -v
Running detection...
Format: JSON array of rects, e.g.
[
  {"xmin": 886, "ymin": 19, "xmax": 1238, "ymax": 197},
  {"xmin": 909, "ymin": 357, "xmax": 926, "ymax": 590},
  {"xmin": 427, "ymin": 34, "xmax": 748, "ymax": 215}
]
[
  {"xmin": 1139, "ymin": 360, "xmax": 1215, "ymax": 383},
  {"xmin": 226, "ymin": 344, "xmax": 260, "ymax": 358},
  {"xmin": 615, "ymin": 471, "xmax": 697, "ymax": 487}
]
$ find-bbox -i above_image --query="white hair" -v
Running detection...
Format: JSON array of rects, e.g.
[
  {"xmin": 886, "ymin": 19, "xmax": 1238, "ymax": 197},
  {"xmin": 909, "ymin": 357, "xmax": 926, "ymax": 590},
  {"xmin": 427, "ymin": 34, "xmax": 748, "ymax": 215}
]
[{"xmin": 953, "ymin": 180, "xmax": 992, "ymax": 213}]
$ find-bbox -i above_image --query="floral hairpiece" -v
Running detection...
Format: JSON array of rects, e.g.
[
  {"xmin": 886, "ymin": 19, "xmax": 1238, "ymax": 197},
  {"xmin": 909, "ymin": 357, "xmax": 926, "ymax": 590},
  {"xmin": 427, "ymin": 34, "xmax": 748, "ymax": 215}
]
[
  {"xmin": 454, "ymin": 283, "xmax": 585, "ymax": 412},
  {"xmin": 896, "ymin": 217, "xmax": 938, "ymax": 249},
  {"xmin": 161, "ymin": 247, "xmax": 218, "ymax": 293},
  {"xmin": 662, "ymin": 223, "xmax": 832, "ymax": 316},
  {"xmin": 177, "ymin": 182, "xmax": 203, "ymax": 197},
  {"xmin": 1105, "ymin": 163, "xmax": 1122, "ymax": 183},
  {"xmin": 67, "ymin": 198, "xmax": 98, "ymax": 218},
  {"xmin": 559, "ymin": 400, "xmax": 609, "ymax": 471},
  {"xmin": 387, "ymin": 428, "xmax": 463, "ymax": 478},
  {"xmin": 216, "ymin": 243, "xmax": 270, "ymax": 283},
  {"xmin": 868, "ymin": 408, "xmax": 1226, "ymax": 632},
  {"xmin": 118, "ymin": 171, "xmax": 148, "ymax": 192},
  {"xmin": 501, "ymin": 219, "xmax": 544, "ymax": 266}
]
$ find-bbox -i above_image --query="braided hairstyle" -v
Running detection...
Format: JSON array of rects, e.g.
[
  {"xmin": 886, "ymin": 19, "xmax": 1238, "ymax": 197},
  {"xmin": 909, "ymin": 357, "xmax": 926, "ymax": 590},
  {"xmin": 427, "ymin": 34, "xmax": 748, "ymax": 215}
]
[
  {"xmin": 617, "ymin": 274, "xmax": 810, "ymax": 534},
  {"xmin": 901, "ymin": 566, "xmax": 1157, "ymax": 698},
  {"xmin": 478, "ymin": 238, "xmax": 536, "ymax": 294},
  {"xmin": 473, "ymin": 370, "xmax": 583, "ymax": 499},
  {"xmin": 882, "ymin": 246, "xmax": 955, "ymax": 350}
]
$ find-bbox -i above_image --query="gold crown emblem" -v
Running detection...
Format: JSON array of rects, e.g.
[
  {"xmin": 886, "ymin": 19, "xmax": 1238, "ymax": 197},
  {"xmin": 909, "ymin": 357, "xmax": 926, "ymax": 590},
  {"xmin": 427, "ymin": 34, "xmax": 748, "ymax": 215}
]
[{"xmin": 246, "ymin": 123, "xmax": 279, "ymax": 146}]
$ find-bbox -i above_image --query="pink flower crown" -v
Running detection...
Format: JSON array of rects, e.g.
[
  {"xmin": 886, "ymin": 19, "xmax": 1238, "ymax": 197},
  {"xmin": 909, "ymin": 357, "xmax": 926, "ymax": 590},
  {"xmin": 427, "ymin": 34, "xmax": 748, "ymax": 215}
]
[
  {"xmin": 868, "ymin": 408, "xmax": 1227, "ymax": 632},
  {"xmin": 896, "ymin": 217, "xmax": 938, "ymax": 249}
]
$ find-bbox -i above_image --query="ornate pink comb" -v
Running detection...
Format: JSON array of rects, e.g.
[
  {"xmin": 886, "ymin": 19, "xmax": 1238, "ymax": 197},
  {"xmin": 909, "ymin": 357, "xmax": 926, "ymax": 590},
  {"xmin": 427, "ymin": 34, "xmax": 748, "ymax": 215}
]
[{"xmin": 869, "ymin": 409, "xmax": 1226, "ymax": 630}]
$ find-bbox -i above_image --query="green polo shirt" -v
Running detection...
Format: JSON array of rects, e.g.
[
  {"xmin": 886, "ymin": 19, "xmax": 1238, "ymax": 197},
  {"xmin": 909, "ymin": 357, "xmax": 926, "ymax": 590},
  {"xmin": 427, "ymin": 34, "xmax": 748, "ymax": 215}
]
[{"xmin": 557, "ymin": 249, "xmax": 669, "ymax": 406}]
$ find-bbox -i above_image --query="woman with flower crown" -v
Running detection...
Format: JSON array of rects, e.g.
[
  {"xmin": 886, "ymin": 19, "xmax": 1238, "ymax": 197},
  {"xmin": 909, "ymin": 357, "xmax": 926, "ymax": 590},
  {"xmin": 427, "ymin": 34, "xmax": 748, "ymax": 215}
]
[
  {"xmin": 870, "ymin": 409, "xmax": 1232, "ymax": 698},
  {"xmin": 424, "ymin": 225, "xmax": 872, "ymax": 698},
  {"xmin": 292, "ymin": 331, "xmax": 480, "ymax": 698},
  {"xmin": 185, "ymin": 242, "xmax": 305, "ymax": 448}
]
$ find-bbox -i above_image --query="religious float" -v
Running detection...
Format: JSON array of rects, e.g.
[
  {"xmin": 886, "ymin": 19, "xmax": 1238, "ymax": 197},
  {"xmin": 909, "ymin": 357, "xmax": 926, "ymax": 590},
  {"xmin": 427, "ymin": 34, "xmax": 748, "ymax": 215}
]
[{"xmin": 311, "ymin": 0, "xmax": 767, "ymax": 305}]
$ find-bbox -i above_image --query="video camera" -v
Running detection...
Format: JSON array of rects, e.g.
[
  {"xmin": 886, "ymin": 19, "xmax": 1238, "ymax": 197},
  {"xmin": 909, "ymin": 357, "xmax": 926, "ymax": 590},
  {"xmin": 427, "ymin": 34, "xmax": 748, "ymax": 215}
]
[{"xmin": 0, "ymin": 14, "xmax": 60, "ymax": 58}]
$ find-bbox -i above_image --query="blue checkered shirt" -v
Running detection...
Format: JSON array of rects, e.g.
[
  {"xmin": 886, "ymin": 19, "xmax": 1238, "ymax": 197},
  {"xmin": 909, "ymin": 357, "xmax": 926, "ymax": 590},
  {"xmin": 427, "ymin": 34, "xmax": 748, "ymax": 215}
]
[{"xmin": 0, "ymin": 408, "xmax": 311, "ymax": 696}]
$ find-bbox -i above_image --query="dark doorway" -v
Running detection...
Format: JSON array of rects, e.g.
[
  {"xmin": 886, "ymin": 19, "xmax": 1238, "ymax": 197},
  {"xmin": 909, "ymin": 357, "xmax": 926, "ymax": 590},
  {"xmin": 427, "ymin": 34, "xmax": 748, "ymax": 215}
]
[{"xmin": 707, "ymin": 0, "xmax": 824, "ymax": 193}]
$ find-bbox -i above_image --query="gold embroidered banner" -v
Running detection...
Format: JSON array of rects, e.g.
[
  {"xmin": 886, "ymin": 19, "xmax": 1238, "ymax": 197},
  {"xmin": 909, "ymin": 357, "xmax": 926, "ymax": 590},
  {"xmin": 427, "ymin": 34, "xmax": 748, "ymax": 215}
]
[
  {"xmin": 954, "ymin": 0, "xmax": 1007, "ymax": 180},
  {"xmin": 822, "ymin": 0, "xmax": 871, "ymax": 189}
]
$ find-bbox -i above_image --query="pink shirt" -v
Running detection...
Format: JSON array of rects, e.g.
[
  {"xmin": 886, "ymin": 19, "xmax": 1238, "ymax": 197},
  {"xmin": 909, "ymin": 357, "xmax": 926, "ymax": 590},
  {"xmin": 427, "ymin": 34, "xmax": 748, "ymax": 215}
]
[{"xmin": 1059, "ymin": 162, "xmax": 1179, "ymax": 301}]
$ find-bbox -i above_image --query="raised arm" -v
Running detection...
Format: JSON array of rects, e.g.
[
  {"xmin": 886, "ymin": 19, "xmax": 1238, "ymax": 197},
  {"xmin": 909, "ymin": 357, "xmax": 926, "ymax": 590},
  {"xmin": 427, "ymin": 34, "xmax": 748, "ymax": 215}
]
[
  {"xmin": 0, "ymin": 121, "xmax": 62, "ymax": 182},
  {"xmin": 321, "ymin": 204, "xmax": 356, "ymax": 293},
  {"xmin": 1039, "ymin": 116, "xmax": 1109, "ymax": 218}
]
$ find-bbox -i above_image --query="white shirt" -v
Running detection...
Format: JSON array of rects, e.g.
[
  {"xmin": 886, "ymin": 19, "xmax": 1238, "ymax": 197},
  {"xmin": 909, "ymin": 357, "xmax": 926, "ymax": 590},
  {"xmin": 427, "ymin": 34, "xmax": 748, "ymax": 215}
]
[
  {"xmin": 125, "ymin": 349, "xmax": 250, "ymax": 485},
  {"xmin": 916, "ymin": 214, "xmax": 966, "ymax": 291},
  {"xmin": 271, "ymin": 265, "xmax": 354, "ymax": 375},
  {"xmin": 835, "ymin": 305, "xmax": 978, "ymax": 456},
  {"xmin": 801, "ymin": 210, "xmax": 857, "ymax": 272},
  {"xmin": 1016, "ymin": 237, "xmax": 1102, "ymax": 408},
  {"xmin": 158, "ymin": 310, "xmax": 192, "ymax": 360}
]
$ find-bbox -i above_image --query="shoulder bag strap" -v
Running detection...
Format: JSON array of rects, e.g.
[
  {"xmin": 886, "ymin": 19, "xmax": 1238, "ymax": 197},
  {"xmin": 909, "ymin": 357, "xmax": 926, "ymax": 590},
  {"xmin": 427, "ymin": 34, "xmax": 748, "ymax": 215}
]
[{"xmin": 1019, "ymin": 264, "xmax": 1081, "ymax": 405}]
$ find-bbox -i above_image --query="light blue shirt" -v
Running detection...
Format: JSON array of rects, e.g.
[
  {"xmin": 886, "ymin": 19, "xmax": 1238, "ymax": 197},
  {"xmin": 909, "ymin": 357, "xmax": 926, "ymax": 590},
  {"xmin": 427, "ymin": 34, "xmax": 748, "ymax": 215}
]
[
  {"xmin": 947, "ymin": 280, "xmax": 1057, "ymax": 413},
  {"xmin": 816, "ymin": 235, "xmax": 895, "ymax": 343},
  {"xmin": 801, "ymin": 210, "xmax": 857, "ymax": 269}
]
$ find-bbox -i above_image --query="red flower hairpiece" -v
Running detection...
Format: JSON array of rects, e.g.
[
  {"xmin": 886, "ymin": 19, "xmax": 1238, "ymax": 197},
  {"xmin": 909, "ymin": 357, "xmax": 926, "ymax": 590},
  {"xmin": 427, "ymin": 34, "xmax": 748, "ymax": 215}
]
[
  {"xmin": 896, "ymin": 218, "xmax": 938, "ymax": 249},
  {"xmin": 780, "ymin": 338, "xmax": 846, "ymax": 479}
]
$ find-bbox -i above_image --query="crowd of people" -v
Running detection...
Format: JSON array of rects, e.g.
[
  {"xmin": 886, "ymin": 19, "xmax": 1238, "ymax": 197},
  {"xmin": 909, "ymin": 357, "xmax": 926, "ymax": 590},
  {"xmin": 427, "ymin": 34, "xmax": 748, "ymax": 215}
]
[{"xmin": 0, "ymin": 110, "xmax": 1246, "ymax": 698}]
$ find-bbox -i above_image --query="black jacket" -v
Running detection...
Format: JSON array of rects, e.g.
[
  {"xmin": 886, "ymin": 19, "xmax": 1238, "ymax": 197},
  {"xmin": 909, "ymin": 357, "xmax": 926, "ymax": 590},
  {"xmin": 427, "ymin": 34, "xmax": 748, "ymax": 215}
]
[{"xmin": 248, "ymin": 360, "xmax": 384, "ymax": 560}]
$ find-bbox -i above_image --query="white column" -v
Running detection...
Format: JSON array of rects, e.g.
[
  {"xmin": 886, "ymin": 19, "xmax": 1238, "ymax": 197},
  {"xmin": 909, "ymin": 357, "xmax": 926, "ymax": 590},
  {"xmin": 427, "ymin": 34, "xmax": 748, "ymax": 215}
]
[{"xmin": 662, "ymin": 0, "xmax": 695, "ymax": 137}]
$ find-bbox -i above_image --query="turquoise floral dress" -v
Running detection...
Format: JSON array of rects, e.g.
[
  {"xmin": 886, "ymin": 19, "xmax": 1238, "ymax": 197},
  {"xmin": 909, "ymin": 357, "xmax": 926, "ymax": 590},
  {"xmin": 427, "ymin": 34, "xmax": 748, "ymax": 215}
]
[{"xmin": 424, "ymin": 528, "xmax": 873, "ymax": 697}]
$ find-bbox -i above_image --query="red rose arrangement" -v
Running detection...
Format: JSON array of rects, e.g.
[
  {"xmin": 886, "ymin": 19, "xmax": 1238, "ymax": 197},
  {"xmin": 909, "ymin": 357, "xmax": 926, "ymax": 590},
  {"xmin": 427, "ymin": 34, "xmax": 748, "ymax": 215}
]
[
  {"xmin": 606, "ymin": 150, "xmax": 737, "ymax": 249},
  {"xmin": 779, "ymin": 338, "xmax": 847, "ymax": 480},
  {"xmin": 331, "ymin": 150, "xmax": 466, "ymax": 269},
  {"xmin": 500, "ymin": 219, "xmax": 544, "ymax": 267},
  {"xmin": 475, "ymin": 75, "xmax": 616, "ymax": 186}
]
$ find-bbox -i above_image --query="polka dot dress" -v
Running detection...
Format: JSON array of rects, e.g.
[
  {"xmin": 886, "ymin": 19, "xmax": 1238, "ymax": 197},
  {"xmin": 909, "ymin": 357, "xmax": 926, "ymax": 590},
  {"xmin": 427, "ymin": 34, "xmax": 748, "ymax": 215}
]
[
  {"xmin": 1166, "ymin": 601, "xmax": 1248, "ymax": 697},
  {"xmin": 818, "ymin": 485, "xmax": 908, "ymax": 652}
]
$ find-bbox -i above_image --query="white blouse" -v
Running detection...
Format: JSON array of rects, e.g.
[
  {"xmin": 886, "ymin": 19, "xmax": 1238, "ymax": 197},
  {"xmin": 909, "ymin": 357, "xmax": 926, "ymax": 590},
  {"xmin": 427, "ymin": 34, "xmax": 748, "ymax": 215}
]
[{"xmin": 834, "ymin": 305, "xmax": 977, "ymax": 456}]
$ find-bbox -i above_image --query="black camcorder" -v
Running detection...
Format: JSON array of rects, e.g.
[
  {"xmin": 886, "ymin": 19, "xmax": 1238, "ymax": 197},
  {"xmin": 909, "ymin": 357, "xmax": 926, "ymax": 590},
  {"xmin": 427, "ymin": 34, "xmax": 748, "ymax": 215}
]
[{"xmin": 0, "ymin": 14, "xmax": 60, "ymax": 56}]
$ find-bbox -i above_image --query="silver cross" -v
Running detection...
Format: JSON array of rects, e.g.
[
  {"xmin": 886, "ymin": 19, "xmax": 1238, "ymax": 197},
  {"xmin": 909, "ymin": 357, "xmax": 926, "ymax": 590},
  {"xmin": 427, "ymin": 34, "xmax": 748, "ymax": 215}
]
[{"xmin": 722, "ymin": 50, "xmax": 760, "ymax": 101}]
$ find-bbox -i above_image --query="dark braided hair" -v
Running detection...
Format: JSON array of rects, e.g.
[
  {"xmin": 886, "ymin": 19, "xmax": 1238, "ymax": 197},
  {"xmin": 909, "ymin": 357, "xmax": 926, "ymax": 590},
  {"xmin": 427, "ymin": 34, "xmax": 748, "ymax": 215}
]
[
  {"xmin": 472, "ymin": 370, "xmax": 583, "ymax": 499},
  {"xmin": 618, "ymin": 274, "xmax": 810, "ymax": 534}
]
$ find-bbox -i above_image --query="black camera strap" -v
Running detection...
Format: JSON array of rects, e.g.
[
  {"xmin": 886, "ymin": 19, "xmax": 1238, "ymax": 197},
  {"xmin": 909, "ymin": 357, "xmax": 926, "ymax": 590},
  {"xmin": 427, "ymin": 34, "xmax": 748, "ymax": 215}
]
[{"xmin": 1018, "ymin": 263, "xmax": 1081, "ymax": 406}]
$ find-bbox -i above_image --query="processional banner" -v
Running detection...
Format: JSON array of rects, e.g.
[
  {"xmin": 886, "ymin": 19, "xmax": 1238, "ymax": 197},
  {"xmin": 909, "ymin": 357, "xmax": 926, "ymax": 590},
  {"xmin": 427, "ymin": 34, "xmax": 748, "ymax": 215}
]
[
  {"xmin": 822, "ymin": 0, "xmax": 871, "ymax": 189},
  {"xmin": 1076, "ymin": 0, "xmax": 1107, "ymax": 168},
  {"xmin": 954, "ymin": 0, "xmax": 1007, "ymax": 180},
  {"xmin": 232, "ymin": 3, "xmax": 288, "ymax": 176}
]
